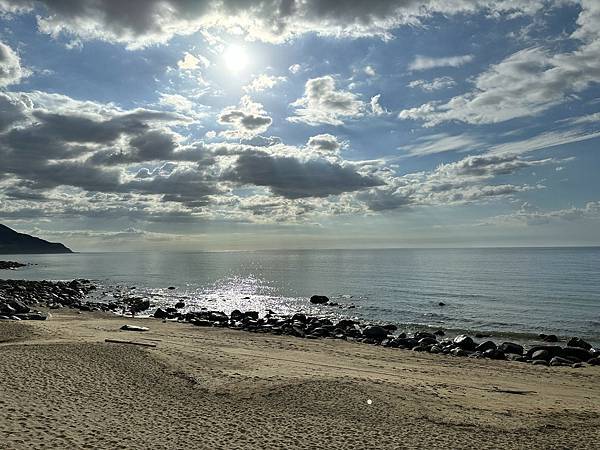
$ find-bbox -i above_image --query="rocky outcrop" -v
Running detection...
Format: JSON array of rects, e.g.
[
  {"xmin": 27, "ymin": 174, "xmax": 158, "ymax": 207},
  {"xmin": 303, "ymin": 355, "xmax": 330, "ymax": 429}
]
[{"xmin": 0, "ymin": 224, "xmax": 72, "ymax": 254}]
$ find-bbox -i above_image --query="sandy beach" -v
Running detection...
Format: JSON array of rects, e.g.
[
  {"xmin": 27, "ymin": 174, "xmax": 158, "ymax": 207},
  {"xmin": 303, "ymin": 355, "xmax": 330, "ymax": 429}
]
[{"xmin": 0, "ymin": 310, "xmax": 598, "ymax": 449}]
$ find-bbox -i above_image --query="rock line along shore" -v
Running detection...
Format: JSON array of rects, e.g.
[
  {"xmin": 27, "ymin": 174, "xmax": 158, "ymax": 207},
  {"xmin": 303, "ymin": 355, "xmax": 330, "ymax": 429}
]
[{"xmin": 1, "ymin": 278, "xmax": 598, "ymax": 369}]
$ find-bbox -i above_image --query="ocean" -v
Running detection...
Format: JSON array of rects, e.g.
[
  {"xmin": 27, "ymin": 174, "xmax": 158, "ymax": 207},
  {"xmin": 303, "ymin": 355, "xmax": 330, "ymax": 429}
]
[{"xmin": 3, "ymin": 247, "xmax": 600, "ymax": 345}]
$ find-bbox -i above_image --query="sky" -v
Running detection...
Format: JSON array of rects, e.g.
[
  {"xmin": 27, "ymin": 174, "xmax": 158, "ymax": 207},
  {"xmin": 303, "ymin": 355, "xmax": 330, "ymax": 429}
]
[{"xmin": 0, "ymin": 0, "xmax": 599, "ymax": 251}]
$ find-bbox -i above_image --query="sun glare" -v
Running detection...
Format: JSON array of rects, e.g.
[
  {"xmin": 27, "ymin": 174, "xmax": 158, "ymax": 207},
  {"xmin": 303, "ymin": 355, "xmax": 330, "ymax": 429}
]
[{"xmin": 223, "ymin": 44, "xmax": 249, "ymax": 72}]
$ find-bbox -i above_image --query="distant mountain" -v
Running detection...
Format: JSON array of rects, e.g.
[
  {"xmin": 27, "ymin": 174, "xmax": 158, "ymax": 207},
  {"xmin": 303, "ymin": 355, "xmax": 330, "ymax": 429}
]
[{"xmin": 0, "ymin": 224, "xmax": 73, "ymax": 254}]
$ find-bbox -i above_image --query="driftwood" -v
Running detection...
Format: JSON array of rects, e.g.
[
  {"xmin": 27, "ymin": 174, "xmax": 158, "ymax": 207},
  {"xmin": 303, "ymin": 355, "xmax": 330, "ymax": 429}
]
[{"xmin": 104, "ymin": 338, "xmax": 157, "ymax": 348}]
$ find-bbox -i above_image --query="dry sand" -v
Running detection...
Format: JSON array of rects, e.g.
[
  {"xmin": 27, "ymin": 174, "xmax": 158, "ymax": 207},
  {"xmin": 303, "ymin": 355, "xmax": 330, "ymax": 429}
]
[{"xmin": 1, "ymin": 310, "xmax": 599, "ymax": 449}]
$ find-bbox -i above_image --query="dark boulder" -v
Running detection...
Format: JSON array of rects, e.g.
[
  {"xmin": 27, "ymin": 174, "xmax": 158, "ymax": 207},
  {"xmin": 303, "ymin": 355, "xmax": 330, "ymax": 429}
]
[
  {"xmin": 414, "ymin": 332, "xmax": 437, "ymax": 341},
  {"xmin": 174, "ymin": 301, "xmax": 185, "ymax": 309},
  {"xmin": 560, "ymin": 347, "xmax": 592, "ymax": 362},
  {"xmin": 381, "ymin": 324, "xmax": 398, "ymax": 331},
  {"xmin": 532, "ymin": 359, "xmax": 549, "ymax": 366},
  {"xmin": 243, "ymin": 311, "xmax": 259, "ymax": 320},
  {"xmin": 588, "ymin": 357, "xmax": 600, "ymax": 366},
  {"xmin": 362, "ymin": 326, "xmax": 388, "ymax": 341},
  {"xmin": 475, "ymin": 341, "xmax": 497, "ymax": 352},
  {"xmin": 499, "ymin": 342, "xmax": 524, "ymax": 355},
  {"xmin": 209, "ymin": 311, "xmax": 229, "ymax": 322},
  {"xmin": 292, "ymin": 313, "xmax": 307, "ymax": 323},
  {"xmin": 433, "ymin": 329, "xmax": 445, "ymax": 336},
  {"xmin": 543, "ymin": 334, "xmax": 559, "ymax": 343},
  {"xmin": 451, "ymin": 348, "xmax": 468, "ymax": 357},
  {"xmin": 14, "ymin": 312, "xmax": 47, "ymax": 320},
  {"xmin": 525, "ymin": 345, "xmax": 562, "ymax": 360},
  {"xmin": 393, "ymin": 337, "xmax": 419, "ymax": 349},
  {"xmin": 335, "ymin": 319, "xmax": 356, "ymax": 329},
  {"xmin": 550, "ymin": 356, "xmax": 572, "ymax": 366},
  {"xmin": 230, "ymin": 310, "xmax": 244, "ymax": 321},
  {"xmin": 567, "ymin": 337, "xmax": 592, "ymax": 350},
  {"xmin": 531, "ymin": 349, "xmax": 550, "ymax": 362},
  {"xmin": 7, "ymin": 299, "xmax": 30, "ymax": 314},
  {"xmin": 453, "ymin": 335, "xmax": 476, "ymax": 351},
  {"xmin": 153, "ymin": 308, "xmax": 168, "ymax": 319},
  {"xmin": 483, "ymin": 349, "xmax": 505, "ymax": 360},
  {"xmin": 418, "ymin": 337, "xmax": 438, "ymax": 346},
  {"xmin": 310, "ymin": 295, "xmax": 329, "ymax": 304}
]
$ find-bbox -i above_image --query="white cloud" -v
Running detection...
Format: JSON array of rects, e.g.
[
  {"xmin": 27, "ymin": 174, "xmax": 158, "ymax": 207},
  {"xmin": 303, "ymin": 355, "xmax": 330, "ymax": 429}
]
[
  {"xmin": 370, "ymin": 94, "xmax": 386, "ymax": 116},
  {"xmin": 408, "ymin": 76, "xmax": 456, "ymax": 92},
  {"xmin": 364, "ymin": 65, "xmax": 376, "ymax": 77},
  {"xmin": 399, "ymin": 3, "xmax": 600, "ymax": 127},
  {"xmin": 480, "ymin": 201, "xmax": 600, "ymax": 226},
  {"xmin": 288, "ymin": 76, "xmax": 365, "ymax": 126},
  {"xmin": 409, "ymin": 54, "xmax": 473, "ymax": 71},
  {"xmin": 401, "ymin": 133, "xmax": 482, "ymax": 156},
  {"xmin": 218, "ymin": 95, "xmax": 272, "ymax": 139},
  {"xmin": 243, "ymin": 74, "xmax": 286, "ymax": 93},
  {"xmin": 177, "ymin": 52, "xmax": 209, "ymax": 70},
  {"xmin": 0, "ymin": 41, "xmax": 26, "ymax": 87},
  {"xmin": 158, "ymin": 93, "xmax": 194, "ymax": 114},
  {"xmin": 288, "ymin": 63, "xmax": 302, "ymax": 74}
]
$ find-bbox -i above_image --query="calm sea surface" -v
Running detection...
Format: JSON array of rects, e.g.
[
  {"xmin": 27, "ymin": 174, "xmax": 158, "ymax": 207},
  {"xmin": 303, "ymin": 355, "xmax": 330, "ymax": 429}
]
[{"xmin": 3, "ymin": 248, "xmax": 600, "ymax": 345}]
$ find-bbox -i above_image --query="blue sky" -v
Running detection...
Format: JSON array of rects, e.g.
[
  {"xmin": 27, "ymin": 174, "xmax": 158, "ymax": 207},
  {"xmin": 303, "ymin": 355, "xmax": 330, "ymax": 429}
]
[{"xmin": 0, "ymin": 0, "xmax": 598, "ymax": 250}]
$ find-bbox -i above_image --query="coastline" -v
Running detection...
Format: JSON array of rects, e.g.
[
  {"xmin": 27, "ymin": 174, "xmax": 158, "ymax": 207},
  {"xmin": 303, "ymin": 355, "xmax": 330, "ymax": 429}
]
[{"xmin": 1, "ymin": 309, "xmax": 599, "ymax": 449}]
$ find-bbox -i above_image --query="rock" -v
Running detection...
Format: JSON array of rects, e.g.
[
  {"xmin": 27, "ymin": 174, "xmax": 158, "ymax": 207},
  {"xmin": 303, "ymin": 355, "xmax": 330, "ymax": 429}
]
[
  {"xmin": 292, "ymin": 313, "xmax": 307, "ymax": 323},
  {"xmin": 120, "ymin": 324, "xmax": 149, "ymax": 332},
  {"xmin": 531, "ymin": 349, "xmax": 550, "ymax": 362},
  {"xmin": 453, "ymin": 335, "xmax": 476, "ymax": 351},
  {"xmin": 451, "ymin": 348, "xmax": 468, "ymax": 357},
  {"xmin": 543, "ymin": 334, "xmax": 559, "ymax": 343},
  {"xmin": 310, "ymin": 295, "xmax": 329, "ymax": 304},
  {"xmin": 414, "ymin": 332, "xmax": 437, "ymax": 341},
  {"xmin": 168, "ymin": 286, "xmax": 176, "ymax": 290},
  {"xmin": 174, "ymin": 301, "xmax": 185, "ymax": 309},
  {"xmin": 243, "ymin": 311, "xmax": 259, "ymax": 320},
  {"xmin": 506, "ymin": 354, "xmax": 526, "ymax": 362},
  {"xmin": 230, "ymin": 309, "xmax": 244, "ymax": 321},
  {"xmin": 588, "ymin": 357, "xmax": 600, "ymax": 366},
  {"xmin": 7, "ymin": 299, "xmax": 30, "ymax": 314},
  {"xmin": 525, "ymin": 345, "xmax": 562, "ymax": 360},
  {"xmin": 475, "ymin": 341, "xmax": 497, "ymax": 352},
  {"xmin": 572, "ymin": 363, "xmax": 584, "ymax": 368},
  {"xmin": 362, "ymin": 326, "xmax": 388, "ymax": 341},
  {"xmin": 549, "ymin": 356, "xmax": 572, "ymax": 367},
  {"xmin": 418, "ymin": 337, "xmax": 438, "ymax": 346},
  {"xmin": 560, "ymin": 347, "xmax": 592, "ymax": 362},
  {"xmin": 130, "ymin": 299, "xmax": 150, "ymax": 312},
  {"xmin": 393, "ymin": 337, "xmax": 418, "ymax": 349},
  {"xmin": 153, "ymin": 308, "xmax": 168, "ymax": 319},
  {"xmin": 532, "ymin": 359, "xmax": 549, "ymax": 366},
  {"xmin": 14, "ymin": 312, "xmax": 47, "ymax": 320},
  {"xmin": 433, "ymin": 329, "xmax": 445, "ymax": 336},
  {"xmin": 209, "ymin": 311, "xmax": 229, "ymax": 323},
  {"xmin": 567, "ymin": 337, "xmax": 592, "ymax": 350},
  {"xmin": 499, "ymin": 342, "xmax": 524, "ymax": 355},
  {"xmin": 438, "ymin": 302, "xmax": 446, "ymax": 306},
  {"xmin": 412, "ymin": 345, "xmax": 429, "ymax": 352},
  {"xmin": 483, "ymin": 349, "xmax": 505, "ymax": 360},
  {"xmin": 193, "ymin": 319, "xmax": 212, "ymax": 327},
  {"xmin": 381, "ymin": 324, "xmax": 398, "ymax": 331}
]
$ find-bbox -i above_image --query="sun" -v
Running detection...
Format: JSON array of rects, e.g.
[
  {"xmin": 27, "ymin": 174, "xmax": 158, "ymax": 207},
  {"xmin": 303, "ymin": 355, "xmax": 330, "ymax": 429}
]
[{"xmin": 223, "ymin": 44, "xmax": 249, "ymax": 72}]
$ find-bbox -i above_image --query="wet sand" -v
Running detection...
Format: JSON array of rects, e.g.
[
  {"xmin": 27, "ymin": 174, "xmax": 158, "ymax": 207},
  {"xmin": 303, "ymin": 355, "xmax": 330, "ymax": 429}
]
[{"xmin": 1, "ymin": 310, "xmax": 599, "ymax": 449}]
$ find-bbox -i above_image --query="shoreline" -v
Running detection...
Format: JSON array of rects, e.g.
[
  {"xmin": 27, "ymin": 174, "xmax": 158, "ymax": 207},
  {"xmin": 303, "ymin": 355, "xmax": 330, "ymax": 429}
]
[
  {"xmin": 1, "ymin": 308, "xmax": 600, "ymax": 449},
  {"xmin": 1, "ymin": 278, "xmax": 599, "ymax": 369}
]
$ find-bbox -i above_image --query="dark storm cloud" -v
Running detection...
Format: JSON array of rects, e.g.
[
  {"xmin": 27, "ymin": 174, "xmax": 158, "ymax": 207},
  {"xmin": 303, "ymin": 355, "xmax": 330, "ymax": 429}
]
[{"xmin": 223, "ymin": 152, "xmax": 382, "ymax": 199}]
